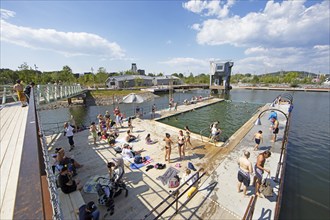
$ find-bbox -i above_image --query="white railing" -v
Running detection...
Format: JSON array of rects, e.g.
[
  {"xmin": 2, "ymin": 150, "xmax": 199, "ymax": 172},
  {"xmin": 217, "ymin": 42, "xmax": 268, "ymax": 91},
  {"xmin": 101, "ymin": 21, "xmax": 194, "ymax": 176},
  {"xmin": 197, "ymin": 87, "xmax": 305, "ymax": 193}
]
[{"xmin": 0, "ymin": 84, "xmax": 85, "ymax": 106}]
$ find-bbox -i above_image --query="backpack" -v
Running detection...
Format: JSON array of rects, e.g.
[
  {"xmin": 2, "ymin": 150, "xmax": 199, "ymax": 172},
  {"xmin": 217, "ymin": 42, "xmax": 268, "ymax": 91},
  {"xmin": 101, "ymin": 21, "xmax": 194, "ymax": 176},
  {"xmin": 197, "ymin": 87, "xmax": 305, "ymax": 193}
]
[{"xmin": 168, "ymin": 175, "xmax": 180, "ymax": 188}]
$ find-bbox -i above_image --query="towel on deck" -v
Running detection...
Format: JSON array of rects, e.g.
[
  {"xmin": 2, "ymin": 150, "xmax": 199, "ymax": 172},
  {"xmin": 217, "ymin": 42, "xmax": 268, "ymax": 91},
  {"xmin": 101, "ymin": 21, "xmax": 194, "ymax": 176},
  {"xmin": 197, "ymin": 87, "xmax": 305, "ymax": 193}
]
[
  {"xmin": 129, "ymin": 156, "xmax": 152, "ymax": 169},
  {"xmin": 156, "ymin": 167, "xmax": 180, "ymax": 186}
]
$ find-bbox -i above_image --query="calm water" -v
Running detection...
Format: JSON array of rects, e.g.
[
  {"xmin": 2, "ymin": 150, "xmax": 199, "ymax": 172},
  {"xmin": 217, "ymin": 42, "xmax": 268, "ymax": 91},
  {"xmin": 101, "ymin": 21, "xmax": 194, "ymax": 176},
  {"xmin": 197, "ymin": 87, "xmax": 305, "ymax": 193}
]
[
  {"xmin": 159, "ymin": 101, "xmax": 262, "ymax": 142},
  {"xmin": 39, "ymin": 89, "xmax": 330, "ymax": 219}
]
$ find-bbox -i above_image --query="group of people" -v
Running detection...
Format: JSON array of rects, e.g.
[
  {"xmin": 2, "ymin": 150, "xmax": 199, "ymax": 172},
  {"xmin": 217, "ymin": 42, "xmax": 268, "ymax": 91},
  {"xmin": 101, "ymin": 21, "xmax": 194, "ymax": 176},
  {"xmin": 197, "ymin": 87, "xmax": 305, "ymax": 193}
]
[
  {"xmin": 237, "ymin": 150, "xmax": 272, "ymax": 198},
  {"xmin": 163, "ymin": 126, "xmax": 193, "ymax": 162},
  {"xmin": 12, "ymin": 79, "xmax": 35, "ymax": 107}
]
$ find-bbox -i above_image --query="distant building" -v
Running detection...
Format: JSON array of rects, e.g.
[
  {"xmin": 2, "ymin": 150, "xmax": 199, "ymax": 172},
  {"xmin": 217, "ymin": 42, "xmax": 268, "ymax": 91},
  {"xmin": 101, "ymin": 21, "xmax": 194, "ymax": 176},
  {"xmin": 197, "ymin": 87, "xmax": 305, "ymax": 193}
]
[
  {"xmin": 209, "ymin": 61, "xmax": 234, "ymax": 94},
  {"xmin": 73, "ymin": 73, "xmax": 80, "ymax": 78},
  {"xmin": 131, "ymin": 63, "xmax": 137, "ymax": 73},
  {"xmin": 137, "ymin": 69, "xmax": 145, "ymax": 75},
  {"xmin": 105, "ymin": 75, "xmax": 182, "ymax": 89}
]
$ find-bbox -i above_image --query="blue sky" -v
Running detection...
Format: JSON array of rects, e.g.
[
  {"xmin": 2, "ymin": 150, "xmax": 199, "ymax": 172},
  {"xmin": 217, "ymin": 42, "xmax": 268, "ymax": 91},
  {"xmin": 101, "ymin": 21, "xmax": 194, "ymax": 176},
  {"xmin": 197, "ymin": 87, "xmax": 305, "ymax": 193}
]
[{"xmin": 1, "ymin": 0, "xmax": 329, "ymax": 75}]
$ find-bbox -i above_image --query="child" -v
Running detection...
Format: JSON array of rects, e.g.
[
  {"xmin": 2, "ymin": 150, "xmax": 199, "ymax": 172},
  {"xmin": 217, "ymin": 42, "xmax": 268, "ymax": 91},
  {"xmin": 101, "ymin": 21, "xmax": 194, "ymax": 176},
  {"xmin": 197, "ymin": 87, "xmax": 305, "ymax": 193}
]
[
  {"xmin": 145, "ymin": 133, "xmax": 157, "ymax": 145},
  {"xmin": 253, "ymin": 130, "xmax": 263, "ymax": 150},
  {"xmin": 89, "ymin": 122, "xmax": 97, "ymax": 144}
]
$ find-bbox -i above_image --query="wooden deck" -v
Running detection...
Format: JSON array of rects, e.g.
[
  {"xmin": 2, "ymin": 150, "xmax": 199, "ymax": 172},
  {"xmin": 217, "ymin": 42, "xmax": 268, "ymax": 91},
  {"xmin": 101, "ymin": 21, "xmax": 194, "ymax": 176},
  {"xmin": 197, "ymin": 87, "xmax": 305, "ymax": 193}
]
[{"xmin": 0, "ymin": 102, "xmax": 28, "ymax": 219}]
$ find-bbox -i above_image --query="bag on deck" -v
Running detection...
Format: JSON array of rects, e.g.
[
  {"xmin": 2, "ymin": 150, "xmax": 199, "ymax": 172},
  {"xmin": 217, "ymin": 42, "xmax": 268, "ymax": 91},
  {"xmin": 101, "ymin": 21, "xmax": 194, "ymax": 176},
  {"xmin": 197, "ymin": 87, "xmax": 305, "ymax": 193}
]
[
  {"xmin": 260, "ymin": 175, "xmax": 273, "ymax": 197},
  {"xmin": 168, "ymin": 175, "xmax": 180, "ymax": 188}
]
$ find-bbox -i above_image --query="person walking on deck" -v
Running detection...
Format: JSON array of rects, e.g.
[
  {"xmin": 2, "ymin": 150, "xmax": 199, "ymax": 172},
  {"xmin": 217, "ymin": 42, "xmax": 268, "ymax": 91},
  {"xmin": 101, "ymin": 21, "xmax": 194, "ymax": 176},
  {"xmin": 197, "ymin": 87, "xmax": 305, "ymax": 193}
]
[
  {"xmin": 253, "ymin": 130, "xmax": 263, "ymax": 150},
  {"xmin": 254, "ymin": 150, "xmax": 271, "ymax": 198},
  {"xmin": 237, "ymin": 151, "xmax": 253, "ymax": 196},
  {"xmin": 151, "ymin": 104, "xmax": 156, "ymax": 119},
  {"xmin": 64, "ymin": 122, "xmax": 75, "ymax": 151},
  {"xmin": 13, "ymin": 79, "xmax": 27, "ymax": 107}
]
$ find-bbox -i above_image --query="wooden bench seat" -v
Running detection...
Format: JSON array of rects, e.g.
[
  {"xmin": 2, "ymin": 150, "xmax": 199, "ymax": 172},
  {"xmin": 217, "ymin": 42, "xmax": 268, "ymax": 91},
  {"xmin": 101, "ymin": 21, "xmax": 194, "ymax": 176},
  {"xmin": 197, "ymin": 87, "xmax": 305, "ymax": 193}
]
[{"xmin": 58, "ymin": 190, "xmax": 85, "ymax": 220}]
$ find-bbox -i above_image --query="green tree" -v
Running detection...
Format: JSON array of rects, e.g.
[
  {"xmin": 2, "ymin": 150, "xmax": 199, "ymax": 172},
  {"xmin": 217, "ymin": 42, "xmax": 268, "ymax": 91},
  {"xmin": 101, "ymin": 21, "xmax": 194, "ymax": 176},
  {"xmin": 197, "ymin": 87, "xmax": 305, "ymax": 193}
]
[{"xmin": 134, "ymin": 77, "xmax": 144, "ymax": 87}]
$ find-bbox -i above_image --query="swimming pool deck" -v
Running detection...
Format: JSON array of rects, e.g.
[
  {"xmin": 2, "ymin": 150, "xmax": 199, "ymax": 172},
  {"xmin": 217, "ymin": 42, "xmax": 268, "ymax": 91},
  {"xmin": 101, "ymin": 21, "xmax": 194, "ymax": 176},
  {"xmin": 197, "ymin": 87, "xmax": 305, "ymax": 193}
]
[{"xmin": 46, "ymin": 98, "xmax": 289, "ymax": 219}]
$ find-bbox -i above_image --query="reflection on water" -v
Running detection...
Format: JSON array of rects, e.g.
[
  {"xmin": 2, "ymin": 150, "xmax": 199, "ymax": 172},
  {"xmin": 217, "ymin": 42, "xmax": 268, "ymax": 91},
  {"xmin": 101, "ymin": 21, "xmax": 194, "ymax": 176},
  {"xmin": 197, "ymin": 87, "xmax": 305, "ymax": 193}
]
[{"xmin": 159, "ymin": 101, "xmax": 262, "ymax": 141}]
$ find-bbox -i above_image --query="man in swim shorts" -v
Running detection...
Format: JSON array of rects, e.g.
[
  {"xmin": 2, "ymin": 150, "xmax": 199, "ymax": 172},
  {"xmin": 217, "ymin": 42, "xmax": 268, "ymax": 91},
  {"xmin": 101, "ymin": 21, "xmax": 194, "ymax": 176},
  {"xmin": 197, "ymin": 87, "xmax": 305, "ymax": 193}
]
[
  {"xmin": 237, "ymin": 151, "xmax": 253, "ymax": 196},
  {"xmin": 271, "ymin": 118, "xmax": 279, "ymax": 142},
  {"xmin": 254, "ymin": 150, "xmax": 271, "ymax": 197},
  {"xmin": 253, "ymin": 130, "xmax": 263, "ymax": 150}
]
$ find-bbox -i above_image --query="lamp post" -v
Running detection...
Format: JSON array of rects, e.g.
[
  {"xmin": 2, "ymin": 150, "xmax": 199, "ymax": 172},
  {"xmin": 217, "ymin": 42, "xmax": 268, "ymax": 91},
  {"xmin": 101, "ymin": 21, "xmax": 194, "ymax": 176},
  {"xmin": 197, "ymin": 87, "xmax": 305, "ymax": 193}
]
[{"xmin": 254, "ymin": 108, "xmax": 289, "ymax": 183}]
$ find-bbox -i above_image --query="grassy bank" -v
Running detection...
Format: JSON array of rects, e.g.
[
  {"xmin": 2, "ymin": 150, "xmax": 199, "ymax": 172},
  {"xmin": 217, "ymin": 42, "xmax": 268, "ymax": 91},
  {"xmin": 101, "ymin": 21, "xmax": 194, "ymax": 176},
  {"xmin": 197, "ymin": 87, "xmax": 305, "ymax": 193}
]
[{"xmin": 88, "ymin": 89, "xmax": 144, "ymax": 98}]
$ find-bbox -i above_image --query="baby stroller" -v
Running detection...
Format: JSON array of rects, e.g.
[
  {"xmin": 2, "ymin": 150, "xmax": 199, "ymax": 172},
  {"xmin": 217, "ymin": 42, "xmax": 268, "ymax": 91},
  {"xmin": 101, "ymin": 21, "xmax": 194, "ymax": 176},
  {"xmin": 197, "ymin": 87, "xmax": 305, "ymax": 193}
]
[{"xmin": 95, "ymin": 174, "xmax": 128, "ymax": 215}]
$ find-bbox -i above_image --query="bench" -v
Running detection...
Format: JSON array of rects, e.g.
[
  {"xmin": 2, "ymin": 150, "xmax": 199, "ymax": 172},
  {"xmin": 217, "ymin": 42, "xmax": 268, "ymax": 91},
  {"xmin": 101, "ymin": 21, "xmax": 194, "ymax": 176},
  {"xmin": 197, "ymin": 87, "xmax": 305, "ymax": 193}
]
[{"xmin": 58, "ymin": 189, "xmax": 85, "ymax": 220}]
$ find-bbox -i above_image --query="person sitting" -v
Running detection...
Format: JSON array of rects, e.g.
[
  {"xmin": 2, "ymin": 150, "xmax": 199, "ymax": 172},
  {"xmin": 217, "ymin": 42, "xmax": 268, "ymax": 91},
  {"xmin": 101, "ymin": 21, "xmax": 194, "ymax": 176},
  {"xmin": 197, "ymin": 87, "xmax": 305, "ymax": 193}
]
[
  {"xmin": 121, "ymin": 144, "xmax": 144, "ymax": 159},
  {"xmin": 54, "ymin": 148, "xmax": 83, "ymax": 175},
  {"xmin": 125, "ymin": 130, "xmax": 139, "ymax": 143},
  {"xmin": 107, "ymin": 162, "xmax": 124, "ymax": 184},
  {"xmin": 79, "ymin": 201, "xmax": 100, "ymax": 220},
  {"xmin": 145, "ymin": 133, "xmax": 157, "ymax": 145},
  {"xmin": 58, "ymin": 166, "xmax": 82, "ymax": 194},
  {"xmin": 100, "ymin": 130, "xmax": 109, "ymax": 140}
]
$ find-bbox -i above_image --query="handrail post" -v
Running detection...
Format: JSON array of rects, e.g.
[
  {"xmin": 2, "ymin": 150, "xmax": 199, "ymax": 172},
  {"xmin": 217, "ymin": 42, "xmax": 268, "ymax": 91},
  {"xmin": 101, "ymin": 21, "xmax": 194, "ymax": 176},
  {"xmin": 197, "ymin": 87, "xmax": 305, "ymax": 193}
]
[{"xmin": 2, "ymin": 87, "xmax": 7, "ymax": 104}]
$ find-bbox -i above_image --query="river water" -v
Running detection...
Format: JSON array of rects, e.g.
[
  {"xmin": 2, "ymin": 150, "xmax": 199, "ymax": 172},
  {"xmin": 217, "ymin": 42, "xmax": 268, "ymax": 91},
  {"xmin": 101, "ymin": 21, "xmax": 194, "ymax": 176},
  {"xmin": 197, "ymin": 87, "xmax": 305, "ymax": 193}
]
[{"xmin": 39, "ymin": 89, "xmax": 330, "ymax": 219}]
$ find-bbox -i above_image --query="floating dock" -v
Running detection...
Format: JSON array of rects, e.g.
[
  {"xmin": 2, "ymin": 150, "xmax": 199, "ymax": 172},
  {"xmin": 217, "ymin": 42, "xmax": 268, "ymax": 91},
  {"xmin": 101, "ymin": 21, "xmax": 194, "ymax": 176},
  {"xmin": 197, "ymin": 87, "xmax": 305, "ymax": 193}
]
[{"xmin": 44, "ymin": 97, "xmax": 291, "ymax": 219}]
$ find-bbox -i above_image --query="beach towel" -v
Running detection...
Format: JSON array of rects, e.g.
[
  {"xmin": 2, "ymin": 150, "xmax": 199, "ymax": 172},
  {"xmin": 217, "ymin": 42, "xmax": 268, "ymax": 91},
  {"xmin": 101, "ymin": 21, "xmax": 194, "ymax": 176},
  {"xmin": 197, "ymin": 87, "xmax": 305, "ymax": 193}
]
[
  {"xmin": 129, "ymin": 156, "xmax": 152, "ymax": 169},
  {"xmin": 156, "ymin": 167, "xmax": 180, "ymax": 186},
  {"xmin": 83, "ymin": 174, "xmax": 109, "ymax": 194}
]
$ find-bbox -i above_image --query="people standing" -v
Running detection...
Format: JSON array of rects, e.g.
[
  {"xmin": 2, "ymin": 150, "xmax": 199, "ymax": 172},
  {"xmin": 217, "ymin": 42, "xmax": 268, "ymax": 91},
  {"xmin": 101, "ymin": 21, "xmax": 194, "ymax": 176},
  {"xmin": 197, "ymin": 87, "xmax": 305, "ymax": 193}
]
[
  {"xmin": 237, "ymin": 151, "xmax": 253, "ymax": 196},
  {"xmin": 90, "ymin": 122, "xmax": 97, "ymax": 145},
  {"xmin": 271, "ymin": 118, "xmax": 279, "ymax": 142},
  {"xmin": 254, "ymin": 150, "xmax": 271, "ymax": 197},
  {"xmin": 13, "ymin": 79, "xmax": 27, "ymax": 107},
  {"xmin": 253, "ymin": 130, "xmax": 263, "ymax": 150},
  {"xmin": 178, "ymin": 130, "xmax": 185, "ymax": 160},
  {"xmin": 64, "ymin": 122, "xmax": 75, "ymax": 151},
  {"xmin": 163, "ymin": 133, "xmax": 173, "ymax": 163},
  {"xmin": 24, "ymin": 81, "xmax": 35, "ymax": 104},
  {"xmin": 184, "ymin": 126, "xmax": 193, "ymax": 149},
  {"xmin": 151, "ymin": 104, "xmax": 156, "ymax": 119}
]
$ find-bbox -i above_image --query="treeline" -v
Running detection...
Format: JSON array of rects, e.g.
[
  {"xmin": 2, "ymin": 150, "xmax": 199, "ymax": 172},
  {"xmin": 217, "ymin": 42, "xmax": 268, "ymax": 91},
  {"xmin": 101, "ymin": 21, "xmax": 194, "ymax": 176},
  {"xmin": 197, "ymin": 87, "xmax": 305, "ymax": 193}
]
[{"xmin": 0, "ymin": 63, "xmax": 326, "ymax": 87}]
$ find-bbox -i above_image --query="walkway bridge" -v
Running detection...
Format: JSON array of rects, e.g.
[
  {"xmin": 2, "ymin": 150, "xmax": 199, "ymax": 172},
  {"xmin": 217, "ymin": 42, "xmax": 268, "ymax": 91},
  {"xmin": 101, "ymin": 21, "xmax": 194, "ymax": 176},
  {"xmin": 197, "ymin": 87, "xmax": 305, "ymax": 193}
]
[
  {"xmin": 0, "ymin": 84, "xmax": 85, "ymax": 219},
  {"xmin": 1, "ymin": 84, "xmax": 86, "ymax": 107}
]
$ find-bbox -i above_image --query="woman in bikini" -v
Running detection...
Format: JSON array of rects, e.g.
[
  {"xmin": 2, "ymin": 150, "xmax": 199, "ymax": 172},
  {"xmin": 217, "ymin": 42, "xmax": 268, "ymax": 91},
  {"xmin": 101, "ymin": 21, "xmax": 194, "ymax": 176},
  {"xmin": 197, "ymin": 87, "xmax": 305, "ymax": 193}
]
[
  {"xmin": 184, "ymin": 126, "xmax": 193, "ymax": 150},
  {"xmin": 178, "ymin": 130, "xmax": 185, "ymax": 160},
  {"xmin": 163, "ymin": 133, "xmax": 173, "ymax": 163}
]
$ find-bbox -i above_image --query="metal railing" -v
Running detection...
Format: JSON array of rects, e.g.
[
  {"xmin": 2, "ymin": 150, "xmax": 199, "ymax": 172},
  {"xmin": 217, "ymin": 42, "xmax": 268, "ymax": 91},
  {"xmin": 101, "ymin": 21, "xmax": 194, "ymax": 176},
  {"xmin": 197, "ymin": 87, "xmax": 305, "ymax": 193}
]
[
  {"xmin": 143, "ymin": 169, "xmax": 206, "ymax": 220},
  {"xmin": 242, "ymin": 196, "xmax": 258, "ymax": 220},
  {"xmin": 0, "ymin": 85, "xmax": 17, "ymax": 104}
]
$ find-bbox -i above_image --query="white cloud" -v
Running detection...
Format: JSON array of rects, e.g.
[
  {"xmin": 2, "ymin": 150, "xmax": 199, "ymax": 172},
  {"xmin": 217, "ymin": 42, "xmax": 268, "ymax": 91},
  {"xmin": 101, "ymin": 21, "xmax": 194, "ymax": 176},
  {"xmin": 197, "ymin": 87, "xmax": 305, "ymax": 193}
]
[
  {"xmin": 160, "ymin": 57, "xmax": 209, "ymax": 73},
  {"xmin": 235, "ymin": 46, "xmax": 330, "ymax": 74},
  {"xmin": 183, "ymin": 0, "xmax": 235, "ymax": 18},
  {"xmin": 0, "ymin": 9, "xmax": 15, "ymax": 19},
  {"xmin": 191, "ymin": 1, "xmax": 329, "ymax": 48},
  {"xmin": 0, "ymin": 11, "xmax": 125, "ymax": 59}
]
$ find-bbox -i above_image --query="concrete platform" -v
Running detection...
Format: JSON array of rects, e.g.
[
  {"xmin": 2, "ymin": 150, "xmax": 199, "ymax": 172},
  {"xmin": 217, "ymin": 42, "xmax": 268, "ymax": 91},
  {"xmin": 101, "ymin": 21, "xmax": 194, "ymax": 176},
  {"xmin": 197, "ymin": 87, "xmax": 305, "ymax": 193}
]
[{"xmin": 45, "ymin": 99, "xmax": 289, "ymax": 219}]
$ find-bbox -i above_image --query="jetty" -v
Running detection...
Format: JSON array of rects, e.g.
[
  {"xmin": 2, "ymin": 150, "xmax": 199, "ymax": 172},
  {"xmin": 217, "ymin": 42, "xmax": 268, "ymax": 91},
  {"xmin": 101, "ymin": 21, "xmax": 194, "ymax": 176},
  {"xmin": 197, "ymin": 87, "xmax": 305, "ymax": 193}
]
[{"xmin": 0, "ymin": 88, "xmax": 292, "ymax": 219}]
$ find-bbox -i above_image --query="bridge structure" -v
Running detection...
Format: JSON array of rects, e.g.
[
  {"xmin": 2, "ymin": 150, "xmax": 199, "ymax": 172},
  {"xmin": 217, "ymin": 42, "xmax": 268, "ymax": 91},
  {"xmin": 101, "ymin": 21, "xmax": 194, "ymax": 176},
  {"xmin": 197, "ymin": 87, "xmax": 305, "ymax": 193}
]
[{"xmin": 0, "ymin": 84, "xmax": 86, "ymax": 219}]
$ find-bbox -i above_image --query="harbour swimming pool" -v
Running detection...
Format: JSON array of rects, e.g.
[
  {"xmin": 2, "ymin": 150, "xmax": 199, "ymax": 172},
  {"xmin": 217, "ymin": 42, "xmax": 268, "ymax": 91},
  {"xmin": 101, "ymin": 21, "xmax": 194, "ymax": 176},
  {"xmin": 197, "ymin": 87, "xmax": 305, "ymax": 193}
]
[{"xmin": 158, "ymin": 100, "xmax": 263, "ymax": 141}]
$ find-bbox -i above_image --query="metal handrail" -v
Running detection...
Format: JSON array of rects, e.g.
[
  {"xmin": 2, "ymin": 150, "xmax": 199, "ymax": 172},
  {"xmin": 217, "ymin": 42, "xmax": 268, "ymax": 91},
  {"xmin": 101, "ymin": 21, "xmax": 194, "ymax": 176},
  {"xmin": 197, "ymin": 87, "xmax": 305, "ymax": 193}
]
[
  {"xmin": 242, "ymin": 195, "xmax": 258, "ymax": 220},
  {"xmin": 144, "ymin": 169, "xmax": 205, "ymax": 220}
]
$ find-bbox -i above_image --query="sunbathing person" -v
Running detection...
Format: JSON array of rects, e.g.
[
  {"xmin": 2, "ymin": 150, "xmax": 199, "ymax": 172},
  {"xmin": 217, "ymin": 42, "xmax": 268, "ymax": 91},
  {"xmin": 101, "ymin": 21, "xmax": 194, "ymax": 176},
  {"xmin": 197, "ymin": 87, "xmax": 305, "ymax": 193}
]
[
  {"xmin": 125, "ymin": 130, "xmax": 139, "ymax": 143},
  {"xmin": 54, "ymin": 148, "xmax": 83, "ymax": 175},
  {"xmin": 121, "ymin": 144, "xmax": 144, "ymax": 159}
]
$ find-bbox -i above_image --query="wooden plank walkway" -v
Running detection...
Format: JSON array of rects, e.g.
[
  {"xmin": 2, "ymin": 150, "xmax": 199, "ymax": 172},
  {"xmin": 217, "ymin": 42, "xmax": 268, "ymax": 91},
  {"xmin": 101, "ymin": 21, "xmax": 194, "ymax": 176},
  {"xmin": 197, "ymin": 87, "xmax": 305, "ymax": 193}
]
[{"xmin": 0, "ymin": 102, "xmax": 28, "ymax": 219}]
